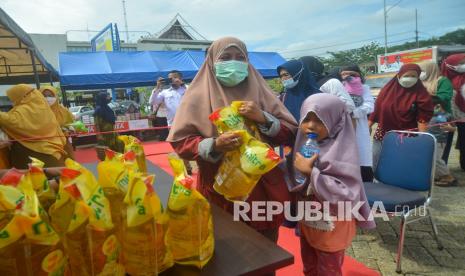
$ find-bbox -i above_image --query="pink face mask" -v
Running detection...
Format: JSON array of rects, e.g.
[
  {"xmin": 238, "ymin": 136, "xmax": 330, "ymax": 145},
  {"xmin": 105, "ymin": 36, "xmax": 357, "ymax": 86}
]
[{"xmin": 343, "ymin": 76, "xmax": 364, "ymax": 96}]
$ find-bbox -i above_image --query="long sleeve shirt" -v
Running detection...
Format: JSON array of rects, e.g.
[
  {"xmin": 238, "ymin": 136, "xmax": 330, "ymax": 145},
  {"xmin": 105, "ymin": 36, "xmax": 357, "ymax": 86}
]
[{"xmin": 170, "ymin": 112, "xmax": 295, "ymax": 231}]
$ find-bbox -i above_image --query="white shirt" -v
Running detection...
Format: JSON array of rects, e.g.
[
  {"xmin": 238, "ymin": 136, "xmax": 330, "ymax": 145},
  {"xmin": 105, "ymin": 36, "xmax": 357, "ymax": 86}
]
[
  {"xmin": 149, "ymin": 85, "xmax": 187, "ymax": 126},
  {"xmin": 352, "ymin": 85, "xmax": 375, "ymax": 166},
  {"xmin": 320, "ymin": 78, "xmax": 356, "ymax": 113}
]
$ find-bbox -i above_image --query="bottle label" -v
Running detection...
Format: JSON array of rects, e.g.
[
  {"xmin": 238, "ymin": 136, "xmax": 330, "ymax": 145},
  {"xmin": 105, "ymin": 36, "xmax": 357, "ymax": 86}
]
[
  {"xmin": 102, "ymin": 234, "xmax": 120, "ymax": 261},
  {"xmin": 41, "ymin": 249, "xmax": 66, "ymax": 274}
]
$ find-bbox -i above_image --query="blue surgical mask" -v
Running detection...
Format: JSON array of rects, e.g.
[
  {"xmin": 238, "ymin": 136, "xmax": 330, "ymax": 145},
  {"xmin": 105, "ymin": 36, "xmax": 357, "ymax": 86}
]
[
  {"xmin": 282, "ymin": 65, "xmax": 304, "ymax": 90},
  {"xmin": 214, "ymin": 60, "xmax": 249, "ymax": 87},
  {"xmin": 282, "ymin": 78, "xmax": 299, "ymax": 90}
]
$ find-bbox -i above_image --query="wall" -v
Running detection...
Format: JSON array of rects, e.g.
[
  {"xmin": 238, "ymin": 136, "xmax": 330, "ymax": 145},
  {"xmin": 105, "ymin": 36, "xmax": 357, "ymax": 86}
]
[{"xmin": 29, "ymin": 33, "xmax": 67, "ymax": 69}]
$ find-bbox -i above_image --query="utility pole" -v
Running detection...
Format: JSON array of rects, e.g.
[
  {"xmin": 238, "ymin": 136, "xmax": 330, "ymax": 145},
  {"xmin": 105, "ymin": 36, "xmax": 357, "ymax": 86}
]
[
  {"xmin": 384, "ymin": 0, "xmax": 388, "ymax": 55},
  {"xmin": 122, "ymin": 0, "xmax": 129, "ymax": 42},
  {"xmin": 415, "ymin": 9, "xmax": 419, "ymax": 48}
]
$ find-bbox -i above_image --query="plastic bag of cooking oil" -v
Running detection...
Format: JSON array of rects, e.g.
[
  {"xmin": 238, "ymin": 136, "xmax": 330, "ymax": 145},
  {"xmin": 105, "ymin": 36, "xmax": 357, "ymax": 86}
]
[
  {"xmin": 0, "ymin": 170, "xmax": 69, "ymax": 276},
  {"xmin": 97, "ymin": 149, "xmax": 137, "ymax": 242},
  {"xmin": 213, "ymin": 130, "xmax": 281, "ymax": 201},
  {"xmin": 122, "ymin": 171, "xmax": 173, "ymax": 274},
  {"xmin": 208, "ymin": 101, "xmax": 261, "ymax": 138},
  {"xmin": 49, "ymin": 160, "xmax": 124, "ymax": 276},
  {"xmin": 119, "ymin": 135, "xmax": 147, "ymax": 173},
  {"xmin": 25, "ymin": 157, "xmax": 56, "ymax": 212},
  {"xmin": 166, "ymin": 154, "xmax": 214, "ymax": 268}
]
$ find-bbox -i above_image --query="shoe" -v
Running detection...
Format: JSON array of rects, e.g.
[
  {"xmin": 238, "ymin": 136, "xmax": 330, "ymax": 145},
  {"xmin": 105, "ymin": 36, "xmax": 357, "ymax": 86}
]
[{"xmin": 435, "ymin": 175, "xmax": 458, "ymax": 187}]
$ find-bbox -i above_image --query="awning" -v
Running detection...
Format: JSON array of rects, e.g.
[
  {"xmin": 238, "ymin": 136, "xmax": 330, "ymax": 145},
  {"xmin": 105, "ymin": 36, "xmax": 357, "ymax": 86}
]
[
  {"xmin": 0, "ymin": 8, "xmax": 58, "ymax": 86},
  {"xmin": 59, "ymin": 50, "xmax": 286, "ymax": 90}
]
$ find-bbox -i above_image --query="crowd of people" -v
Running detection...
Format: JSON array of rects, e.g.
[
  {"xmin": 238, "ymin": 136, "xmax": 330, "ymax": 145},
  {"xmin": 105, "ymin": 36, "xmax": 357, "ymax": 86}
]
[
  {"xmin": 0, "ymin": 35, "xmax": 464, "ymax": 275},
  {"xmin": 166, "ymin": 37, "xmax": 464, "ymax": 275}
]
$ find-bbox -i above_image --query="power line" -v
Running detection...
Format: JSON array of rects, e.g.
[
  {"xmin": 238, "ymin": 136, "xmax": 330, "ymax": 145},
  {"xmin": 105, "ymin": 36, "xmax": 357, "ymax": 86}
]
[
  {"xmin": 278, "ymin": 31, "xmax": 412, "ymax": 54},
  {"xmin": 285, "ymin": 37, "xmax": 416, "ymax": 59}
]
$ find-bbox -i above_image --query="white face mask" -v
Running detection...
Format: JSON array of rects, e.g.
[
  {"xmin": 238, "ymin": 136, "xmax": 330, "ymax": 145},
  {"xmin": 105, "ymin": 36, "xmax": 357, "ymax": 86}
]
[
  {"xmin": 398, "ymin": 77, "xmax": 418, "ymax": 88},
  {"xmin": 447, "ymin": 63, "xmax": 465, "ymax": 73},
  {"xmin": 46, "ymin": 96, "xmax": 56, "ymax": 106},
  {"xmin": 419, "ymin": 72, "xmax": 427, "ymax": 81},
  {"xmin": 455, "ymin": 64, "xmax": 465, "ymax": 73}
]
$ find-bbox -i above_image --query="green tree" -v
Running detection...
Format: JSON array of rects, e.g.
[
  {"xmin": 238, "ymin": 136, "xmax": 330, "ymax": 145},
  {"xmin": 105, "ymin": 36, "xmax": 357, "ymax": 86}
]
[
  {"xmin": 266, "ymin": 78, "xmax": 283, "ymax": 95},
  {"xmin": 318, "ymin": 28, "xmax": 465, "ymax": 71}
]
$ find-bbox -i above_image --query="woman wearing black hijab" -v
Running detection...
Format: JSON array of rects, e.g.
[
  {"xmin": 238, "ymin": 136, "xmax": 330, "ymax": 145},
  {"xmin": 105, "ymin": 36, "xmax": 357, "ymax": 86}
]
[
  {"xmin": 277, "ymin": 59, "xmax": 320, "ymax": 121},
  {"xmin": 94, "ymin": 92, "xmax": 124, "ymax": 158},
  {"xmin": 299, "ymin": 57, "xmax": 355, "ymax": 112}
]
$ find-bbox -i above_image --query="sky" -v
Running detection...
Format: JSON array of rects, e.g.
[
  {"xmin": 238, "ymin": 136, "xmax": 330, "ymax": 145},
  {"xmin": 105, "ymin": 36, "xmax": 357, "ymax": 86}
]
[{"xmin": 1, "ymin": 0, "xmax": 465, "ymax": 58}]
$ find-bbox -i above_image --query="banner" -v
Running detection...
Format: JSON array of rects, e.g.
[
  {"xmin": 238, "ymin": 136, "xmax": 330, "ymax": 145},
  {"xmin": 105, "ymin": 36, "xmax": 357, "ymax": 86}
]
[
  {"xmin": 91, "ymin": 23, "xmax": 120, "ymax": 52},
  {"xmin": 378, "ymin": 48, "xmax": 434, "ymax": 73},
  {"xmin": 76, "ymin": 119, "xmax": 149, "ymax": 137}
]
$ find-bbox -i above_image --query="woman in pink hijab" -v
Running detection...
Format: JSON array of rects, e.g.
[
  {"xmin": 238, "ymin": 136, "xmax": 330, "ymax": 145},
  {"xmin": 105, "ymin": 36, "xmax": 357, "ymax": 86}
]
[
  {"xmin": 167, "ymin": 37, "xmax": 298, "ymax": 242},
  {"xmin": 293, "ymin": 93, "xmax": 375, "ymax": 276}
]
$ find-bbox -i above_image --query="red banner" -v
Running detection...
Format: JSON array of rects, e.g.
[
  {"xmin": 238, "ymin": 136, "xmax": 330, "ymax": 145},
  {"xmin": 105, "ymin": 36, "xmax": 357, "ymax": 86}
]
[
  {"xmin": 378, "ymin": 48, "xmax": 433, "ymax": 73},
  {"xmin": 78, "ymin": 121, "xmax": 130, "ymax": 136}
]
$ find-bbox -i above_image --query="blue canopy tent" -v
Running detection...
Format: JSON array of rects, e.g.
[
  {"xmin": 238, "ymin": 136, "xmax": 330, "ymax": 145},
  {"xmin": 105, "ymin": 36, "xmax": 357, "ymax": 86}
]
[{"xmin": 59, "ymin": 50, "xmax": 286, "ymax": 90}]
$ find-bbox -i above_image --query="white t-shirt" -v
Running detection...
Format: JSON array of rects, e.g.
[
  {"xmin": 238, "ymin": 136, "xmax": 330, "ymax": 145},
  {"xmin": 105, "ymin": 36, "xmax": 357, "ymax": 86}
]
[{"xmin": 149, "ymin": 85, "xmax": 187, "ymax": 126}]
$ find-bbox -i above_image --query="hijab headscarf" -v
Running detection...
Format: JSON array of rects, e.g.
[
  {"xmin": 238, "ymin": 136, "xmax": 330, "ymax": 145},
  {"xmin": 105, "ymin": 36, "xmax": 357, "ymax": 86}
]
[
  {"xmin": 293, "ymin": 93, "xmax": 375, "ymax": 229},
  {"xmin": 340, "ymin": 64, "xmax": 365, "ymax": 83},
  {"xmin": 40, "ymin": 86, "xmax": 74, "ymax": 127},
  {"xmin": 299, "ymin": 56, "xmax": 324, "ymax": 84},
  {"xmin": 0, "ymin": 84, "xmax": 66, "ymax": 159},
  {"xmin": 418, "ymin": 61, "xmax": 441, "ymax": 95},
  {"xmin": 94, "ymin": 92, "xmax": 116, "ymax": 124},
  {"xmin": 369, "ymin": 64, "xmax": 433, "ymax": 133},
  {"xmin": 340, "ymin": 64, "xmax": 365, "ymax": 97},
  {"xmin": 167, "ymin": 37, "xmax": 298, "ymax": 142},
  {"xmin": 441, "ymin": 53, "xmax": 465, "ymax": 112},
  {"xmin": 318, "ymin": 66, "xmax": 343, "ymax": 87},
  {"xmin": 277, "ymin": 59, "xmax": 320, "ymax": 121}
]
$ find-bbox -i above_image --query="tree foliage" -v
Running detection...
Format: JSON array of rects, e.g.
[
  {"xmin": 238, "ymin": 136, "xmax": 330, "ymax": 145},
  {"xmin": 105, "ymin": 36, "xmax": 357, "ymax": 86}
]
[{"xmin": 319, "ymin": 28, "xmax": 465, "ymax": 71}]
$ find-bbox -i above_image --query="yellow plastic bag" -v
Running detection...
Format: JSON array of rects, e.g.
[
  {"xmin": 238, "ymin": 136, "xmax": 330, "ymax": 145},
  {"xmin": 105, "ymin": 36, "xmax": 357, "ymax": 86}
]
[
  {"xmin": 49, "ymin": 160, "xmax": 124, "ymax": 276},
  {"xmin": 119, "ymin": 135, "xmax": 147, "ymax": 173},
  {"xmin": 213, "ymin": 130, "xmax": 280, "ymax": 201},
  {"xmin": 209, "ymin": 101, "xmax": 261, "ymax": 138},
  {"xmin": 122, "ymin": 171, "xmax": 173, "ymax": 274},
  {"xmin": 0, "ymin": 170, "xmax": 69, "ymax": 276},
  {"xmin": 166, "ymin": 155, "xmax": 214, "ymax": 268},
  {"xmin": 97, "ymin": 149, "xmax": 137, "ymax": 243},
  {"xmin": 26, "ymin": 157, "xmax": 56, "ymax": 212}
]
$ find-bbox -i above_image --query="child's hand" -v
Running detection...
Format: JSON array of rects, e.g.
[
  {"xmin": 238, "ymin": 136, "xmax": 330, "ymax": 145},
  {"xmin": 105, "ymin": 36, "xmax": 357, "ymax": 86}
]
[
  {"xmin": 440, "ymin": 124, "xmax": 456, "ymax": 132},
  {"xmin": 294, "ymin": 152, "xmax": 318, "ymax": 175},
  {"xmin": 213, "ymin": 132, "xmax": 242, "ymax": 153},
  {"xmin": 238, "ymin": 101, "xmax": 266, "ymax": 124}
]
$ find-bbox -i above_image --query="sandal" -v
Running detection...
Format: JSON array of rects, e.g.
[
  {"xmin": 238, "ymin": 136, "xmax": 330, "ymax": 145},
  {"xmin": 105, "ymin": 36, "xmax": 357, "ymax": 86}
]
[{"xmin": 435, "ymin": 176, "xmax": 458, "ymax": 187}]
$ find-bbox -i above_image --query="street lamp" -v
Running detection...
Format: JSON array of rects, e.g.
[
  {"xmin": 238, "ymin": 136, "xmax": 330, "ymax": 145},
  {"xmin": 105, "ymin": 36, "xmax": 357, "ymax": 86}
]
[{"xmin": 383, "ymin": 0, "xmax": 403, "ymax": 55}]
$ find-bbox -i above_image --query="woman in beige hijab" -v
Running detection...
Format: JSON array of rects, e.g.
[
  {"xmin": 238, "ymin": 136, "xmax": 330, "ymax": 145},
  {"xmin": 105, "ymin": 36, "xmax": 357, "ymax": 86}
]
[
  {"xmin": 419, "ymin": 61, "xmax": 457, "ymax": 185},
  {"xmin": 168, "ymin": 37, "xmax": 298, "ymax": 242}
]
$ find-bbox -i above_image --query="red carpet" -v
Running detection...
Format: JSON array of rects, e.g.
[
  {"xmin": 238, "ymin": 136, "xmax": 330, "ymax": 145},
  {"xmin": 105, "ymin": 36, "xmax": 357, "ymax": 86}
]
[{"xmin": 75, "ymin": 141, "xmax": 380, "ymax": 276}]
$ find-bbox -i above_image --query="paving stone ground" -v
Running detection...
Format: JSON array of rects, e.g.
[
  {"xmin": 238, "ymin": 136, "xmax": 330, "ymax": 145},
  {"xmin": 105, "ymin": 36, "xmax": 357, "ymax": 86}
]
[{"xmin": 347, "ymin": 138, "xmax": 465, "ymax": 276}]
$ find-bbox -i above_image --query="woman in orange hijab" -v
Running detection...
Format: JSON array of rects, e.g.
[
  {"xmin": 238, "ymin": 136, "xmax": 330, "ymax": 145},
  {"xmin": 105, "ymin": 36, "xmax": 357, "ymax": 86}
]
[
  {"xmin": 0, "ymin": 84, "xmax": 66, "ymax": 168},
  {"xmin": 40, "ymin": 85, "xmax": 75, "ymax": 159}
]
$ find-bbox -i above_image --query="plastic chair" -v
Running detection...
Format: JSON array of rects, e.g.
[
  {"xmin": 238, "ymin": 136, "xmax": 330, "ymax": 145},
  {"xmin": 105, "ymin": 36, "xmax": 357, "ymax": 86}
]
[{"xmin": 363, "ymin": 130, "xmax": 443, "ymax": 273}]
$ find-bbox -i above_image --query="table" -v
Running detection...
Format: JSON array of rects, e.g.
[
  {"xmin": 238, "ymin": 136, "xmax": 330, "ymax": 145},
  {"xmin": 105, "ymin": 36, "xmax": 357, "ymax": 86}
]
[{"xmin": 85, "ymin": 161, "xmax": 294, "ymax": 276}]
